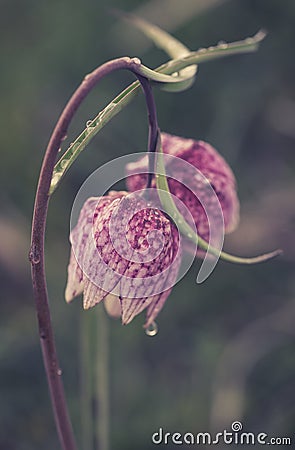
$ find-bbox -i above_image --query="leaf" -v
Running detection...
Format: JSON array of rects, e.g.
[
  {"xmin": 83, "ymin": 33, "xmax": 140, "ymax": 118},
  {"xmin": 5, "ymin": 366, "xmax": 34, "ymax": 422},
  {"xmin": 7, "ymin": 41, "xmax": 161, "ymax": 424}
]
[
  {"xmin": 115, "ymin": 12, "xmax": 197, "ymax": 92},
  {"xmin": 50, "ymin": 28, "xmax": 267, "ymax": 195}
]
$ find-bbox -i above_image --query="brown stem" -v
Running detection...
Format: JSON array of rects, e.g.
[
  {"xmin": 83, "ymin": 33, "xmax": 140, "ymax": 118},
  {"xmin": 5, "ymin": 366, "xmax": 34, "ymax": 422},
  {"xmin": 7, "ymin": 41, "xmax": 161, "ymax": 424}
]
[{"xmin": 29, "ymin": 56, "xmax": 160, "ymax": 450}]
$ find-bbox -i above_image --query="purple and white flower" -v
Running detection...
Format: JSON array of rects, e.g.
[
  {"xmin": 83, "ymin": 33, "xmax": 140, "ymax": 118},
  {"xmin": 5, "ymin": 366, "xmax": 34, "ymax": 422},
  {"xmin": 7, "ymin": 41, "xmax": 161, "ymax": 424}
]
[
  {"xmin": 126, "ymin": 132, "xmax": 240, "ymax": 251},
  {"xmin": 66, "ymin": 133, "xmax": 241, "ymax": 326},
  {"xmin": 65, "ymin": 190, "xmax": 181, "ymax": 327}
]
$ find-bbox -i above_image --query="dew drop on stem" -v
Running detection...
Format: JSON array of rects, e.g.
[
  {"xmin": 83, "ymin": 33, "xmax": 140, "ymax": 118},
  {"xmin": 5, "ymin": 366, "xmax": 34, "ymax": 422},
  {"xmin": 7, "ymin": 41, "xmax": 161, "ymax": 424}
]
[
  {"xmin": 131, "ymin": 57, "xmax": 141, "ymax": 65},
  {"xmin": 60, "ymin": 160, "xmax": 68, "ymax": 169},
  {"xmin": 218, "ymin": 40, "xmax": 228, "ymax": 49},
  {"xmin": 29, "ymin": 244, "xmax": 40, "ymax": 264}
]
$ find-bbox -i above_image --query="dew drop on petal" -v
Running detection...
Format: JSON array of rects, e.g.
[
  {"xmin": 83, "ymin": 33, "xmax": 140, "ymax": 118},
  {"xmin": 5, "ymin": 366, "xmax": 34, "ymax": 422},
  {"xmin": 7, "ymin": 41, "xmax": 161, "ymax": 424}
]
[
  {"xmin": 145, "ymin": 321, "xmax": 158, "ymax": 337},
  {"xmin": 57, "ymin": 368, "xmax": 62, "ymax": 376}
]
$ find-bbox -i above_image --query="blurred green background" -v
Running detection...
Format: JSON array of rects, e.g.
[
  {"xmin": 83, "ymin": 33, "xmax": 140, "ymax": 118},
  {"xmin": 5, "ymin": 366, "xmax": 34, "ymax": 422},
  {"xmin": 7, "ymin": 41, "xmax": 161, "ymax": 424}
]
[{"xmin": 1, "ymin": 0, "xmax": 295, "ymax": 448}]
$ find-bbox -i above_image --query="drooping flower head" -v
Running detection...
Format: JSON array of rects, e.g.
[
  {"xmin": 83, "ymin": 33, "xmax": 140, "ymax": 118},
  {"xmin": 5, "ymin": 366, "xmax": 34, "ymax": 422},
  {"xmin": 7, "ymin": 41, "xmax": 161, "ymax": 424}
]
[
  {"xmin": 126, "ymin": 132, "xmax": 240, "ymax": 250},
  {"xmin": 66, "ymin": 132, "xmax": 241, "ymax": 326},
  {"xmin": 65, "ymin": 190, "xmax": 181, "ymax": 328}
]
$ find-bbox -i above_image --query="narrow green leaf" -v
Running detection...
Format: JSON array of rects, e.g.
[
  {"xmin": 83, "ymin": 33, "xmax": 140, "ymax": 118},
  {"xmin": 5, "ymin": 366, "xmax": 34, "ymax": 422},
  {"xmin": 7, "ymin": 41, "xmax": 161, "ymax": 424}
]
[
  {"xmin": 116, "ymin": 12, "xmax": 192, "ymax": 58},
  {"xmin": 134, "ymin": 63, "xmax": 193, "ymax": 84},
  {"xmin": 117, "ymin": 13, "xmax": 197, "ymax": 92},
  {"xmin": 155, "ymin": 141, "xmax": 282, "ymax": 264}
]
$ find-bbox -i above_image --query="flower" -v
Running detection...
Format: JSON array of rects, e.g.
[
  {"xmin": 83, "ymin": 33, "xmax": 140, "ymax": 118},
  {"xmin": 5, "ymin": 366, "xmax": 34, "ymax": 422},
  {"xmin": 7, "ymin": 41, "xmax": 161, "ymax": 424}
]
[
  {"xmin": 126, "ymin": 132, "xmax": 240, "ymax": 252},
  {"xmin": 65, "ymin": 190, "xmax": 181, "ymax": 327}
]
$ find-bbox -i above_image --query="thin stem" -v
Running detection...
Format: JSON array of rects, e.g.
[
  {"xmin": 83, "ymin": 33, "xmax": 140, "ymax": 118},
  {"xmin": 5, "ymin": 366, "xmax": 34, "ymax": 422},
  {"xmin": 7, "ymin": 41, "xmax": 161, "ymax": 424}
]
[
  {"xmin": 136, "ymin": 74, "xmax": 160, "ymax": 189},
  {"xmin": 95, "ymin": 307, "xmax": 110, "ymax": 450},
  {"xmin": 80, "ymin": 311, "xmax": 94, "ymax": 450},
  {"xmin": 29, "ymin": 56, "xmax": 161, "ymax": 450}
]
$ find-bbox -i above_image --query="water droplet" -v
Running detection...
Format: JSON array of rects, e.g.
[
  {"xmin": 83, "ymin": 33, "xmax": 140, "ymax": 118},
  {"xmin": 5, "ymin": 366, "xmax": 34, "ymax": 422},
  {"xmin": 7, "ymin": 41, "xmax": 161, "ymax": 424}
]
[
  {"xmin": 218, "ymin": 40, "xmax": 228, "ymax": 49},
  {"xmin": 50, "ymin": 173, "xmax": 60, "ymax": 190},
  {"xmin": 57, "ymin": 368, "xmax": 62, "ymax": 376},
  {"xmin": 60, "ymin": 160, "xmax": 68, "ymax": 169},
  {"xmin": 132, "ymin": 57, "xmax": 141, "ymax": 65},
  {"xmin": 145, "ymin": 321, "xmax": 158, "ymax": 336},
  {"xmin": 68, "ymin": 142, "xmax": 74, "ymax": 153},
  {"xmin": 245, "ymin": 37, "xmax": 254, "ymax": 44},
  {"xmin": 97, "ymin": 103, "xmax": 117, "ymax": 122},
  {"xmin": 187, "ymin": 232, "xmax": 193, "ymax": 239},
  {"xmin": 29, "ymin": 244, "xmax": 40, "ymax": 264},
  {"xmin": 86, "ymin": 120, "xmax": 93, "ymax": 127},
  {"xmin": 106, "ymin": 102, "xmax": 117, "ymax": 112}
]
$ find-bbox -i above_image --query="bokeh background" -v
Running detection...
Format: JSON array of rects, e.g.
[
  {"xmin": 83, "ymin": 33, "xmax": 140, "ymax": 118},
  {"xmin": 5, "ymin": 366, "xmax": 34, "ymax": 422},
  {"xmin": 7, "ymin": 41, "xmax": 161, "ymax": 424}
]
[{"xmin": 1, "ymin": 0, "xmax": 295, "ymax": 448}]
